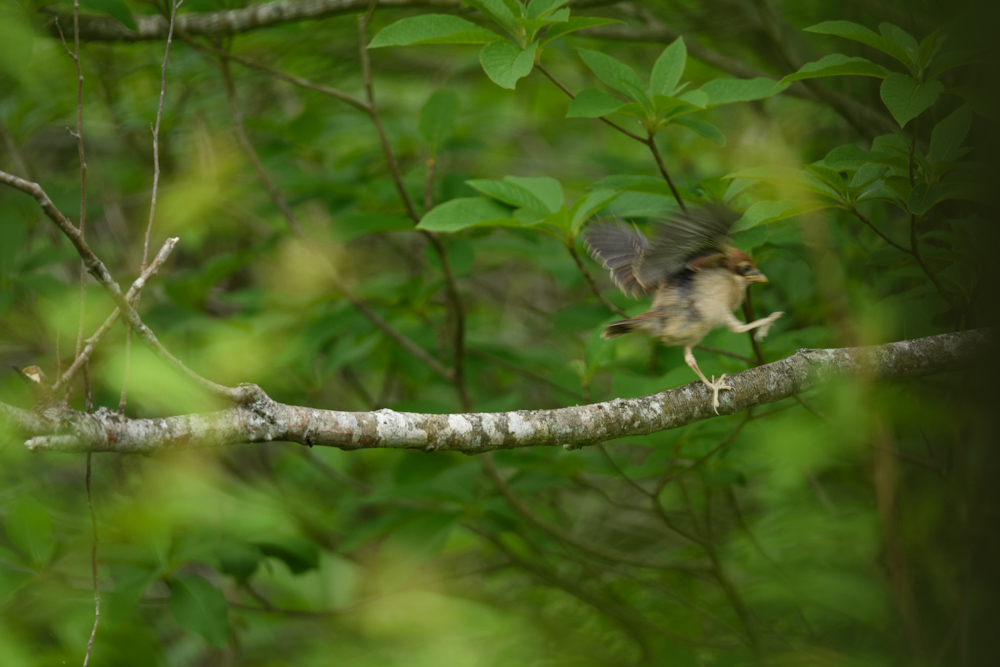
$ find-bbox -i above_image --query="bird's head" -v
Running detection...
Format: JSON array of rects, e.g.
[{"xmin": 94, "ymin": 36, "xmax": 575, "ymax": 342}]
[{"xmin": 725, "ymin": 249, "xmax": 768, "ymax": 283}]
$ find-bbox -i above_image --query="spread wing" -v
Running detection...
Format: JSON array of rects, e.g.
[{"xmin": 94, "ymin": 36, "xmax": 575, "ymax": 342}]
[
  {"xmin": 584, "ymin": 221, "xmax": 654, "ymax": 298},
  {"xmin": 585, "ymin": 206, "xmax": 737, "ymax": 298}
]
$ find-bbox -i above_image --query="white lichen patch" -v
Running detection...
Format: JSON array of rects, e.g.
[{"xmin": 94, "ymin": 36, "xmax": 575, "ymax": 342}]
[
  {"xmin": 376, "ymin": 410, "xmax": 427, "ymax": 446},
  {"xmin": 506, "ymin": 412, "xmax": 534, "ymax": 442}
]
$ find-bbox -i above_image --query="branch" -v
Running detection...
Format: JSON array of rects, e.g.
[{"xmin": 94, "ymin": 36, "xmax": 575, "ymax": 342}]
[
  {"xmin": 0, "ymin": 168, "xmax": 253, "ymax": 403},
  {"xmin": 8, "ymin": 330, "xmax": 988, "ymax": 453},
  {"xmin": 43, "ymin": 0, "xmax": 464, "ymax": 42}
]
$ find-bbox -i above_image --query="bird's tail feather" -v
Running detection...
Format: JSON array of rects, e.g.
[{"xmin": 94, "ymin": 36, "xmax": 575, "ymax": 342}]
[{"xmin": 602, "ymin": 319, "xmax": 638, "ymax": 339}]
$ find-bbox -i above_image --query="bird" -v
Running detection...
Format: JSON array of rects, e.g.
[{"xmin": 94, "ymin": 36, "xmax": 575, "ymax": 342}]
[{"xmin": 585, "ymin": 207, "xmax": 783, "ymax": 413}]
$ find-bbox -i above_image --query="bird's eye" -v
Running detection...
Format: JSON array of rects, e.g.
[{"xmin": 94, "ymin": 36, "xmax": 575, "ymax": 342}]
[{"xmin": 738, "ymin": 264, "xmax": 752, "ymax": 275}]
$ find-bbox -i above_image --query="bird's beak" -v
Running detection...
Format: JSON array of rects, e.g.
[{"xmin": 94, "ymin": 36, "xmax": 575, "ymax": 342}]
[{"xmin": 746, "ymin": 270, "xmax": 768, "ymax": 283}]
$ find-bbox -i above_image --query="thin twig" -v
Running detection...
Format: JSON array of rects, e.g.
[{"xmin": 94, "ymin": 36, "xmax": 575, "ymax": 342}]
[
  {"xmin": 568, "ymin": 243, "xmax": 628, "ymax": 318},
  {"xmin": 83, "ymin": 452, "xmax": 100, "ymax": 667},
  {"xmin": 482, "ymin": 454, "xmax": 708, "ymax": 572},
  {"xmin": 215, "ymin": 58, "xmax": 453, "ymax": 381},
  {"xmin": 358, "ymin": 5, "xmax": 471, "ymax": 409},
  {"xmin": 121, "ymin": 0, "xmax": 183, "ymax": 413},
  {"xmin": 53, "ymin": 238, "xmax": 180, "ymax": 393},
  {"xmin": 849, "ymin": 208, "xmax": 912, "ymax": 254},
  {"xmin": 644, "ymin": 131, "xmax": 687, "ymax": 213},
  {"xmin": 535, "ymin": 62, "xmax": 644, "ymax": 142}
]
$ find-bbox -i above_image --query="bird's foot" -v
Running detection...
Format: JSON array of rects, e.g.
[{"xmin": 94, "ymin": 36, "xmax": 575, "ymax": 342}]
[
  {"xmin": 753, "ymin": 312, "xmax": 784, "ymax": 341},
  {"xmin": 707, "ymin": 374, "xmax": 733, "ymax": 414}
]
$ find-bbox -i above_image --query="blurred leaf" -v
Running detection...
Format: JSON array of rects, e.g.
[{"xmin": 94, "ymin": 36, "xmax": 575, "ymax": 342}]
[
  {"xmin": 381, "ymin": 511, "xmax": 460, "ymax": 561},
  {"xmin": 526, "ymin": 0, "xmax": 568, "ymax": 19},
  {"xmin": 577, "ymin": 48, "xmax": 648, "ymax": 104},
  {"xmin": 80, "ymin": 0, "xmax": 137, "ymax": 30},
  {"xmin": 543, "ymin": 17, "xmax": 621, "ymax": 44},
  {"xmin": 480, "ymin": 41, "xmax": 538, "ymax": 89},
  {"xmin": 880, "ymin": 73, "xmax": 943, "ymax": 128},
  {"xmin": 4, "ymin": 497, "xmax": 54, "ymax": 566},
  {"xmin": 105, "ymin": 565, "xmax": 160, "ymax": 627},
  {"xmin": 566, "ymin": 88, "xmax": 625, "ymax": 118},
  {"xmin": 650, "ymin": 38, "xmax": 687, "ymax": 96},
  {"xmin": 169, "ymin": 575, "xmax": 229, "ymax": 648},
  {"xmin": 731, "ymin": 200, "xmax": 835, "ymax": 231},
  {"xmin": 928, "ymin": 104, "xmax": 973, "ymax": 167},
  {"xmin": 701, "ymin": 77, "xmax": 789, "ymax": 106},
  {"xmin": 368, "ymin": 15, "xmax": 503, "ymax": 47},
  {"xmin": 673, "ymin": 117, "xmax": 726, "ymax": 145},
  {"xmin": 419, "ymin": 90, "xmax": 461, "ymax": 150},
  {"xmin": 418, "ymin": 197, "xmax": 517, "ymax": 231},
  {"xmin": 805, "ymin": 20, "xmax": 916, "ymax": 71},
  {"xmin": 331, "ymin": 212, "xmax": 413, "ymax": 242},
  {"xmin": 0, "ymin": 6, "xmax": 32, "ymax": 79},
  {"xmin": 780, "ymin": 54, "xmax": 888, "ymax": 83},
  {"xmin": 215, "ymin": 541, "xmax": 261, "ymax": 585},
  {"xmin": 255, "ymin": 536, "xmax": 320, "ymax": 574}
]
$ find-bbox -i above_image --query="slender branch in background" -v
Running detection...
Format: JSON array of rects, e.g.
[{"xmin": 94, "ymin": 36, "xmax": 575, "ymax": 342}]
[
  {"xmin": 0, "ymin": 169, "xmax": 251, "ymax": 402},
  {"xmin": 742, "ymin": 290, "xmax": 766, "ymax": 365},
  {"xmin": 120, "ymin": 0, "xmax": 183, "ymax": 413},
  {"xmin": 182, "ymin": 36, "xmax": 372, "ymax": 112},
  {"xmin": 535, "ymin": 63, "xmax": 644, "ymax": 142},
  {"xmin": 534, "ymin": 63, "xmax": 686, "ymax": 211},
  {"xmin": 83, "ymin": 451, "xmax": 100, "ymax": 667},
  {"xmin": 568, "ymin": 244, "xmax": 628, "ymax": 318},
  {"xmin": 359, "ymin": 4, "xmax": 471, "ymax": 410},
  {"xmin": 54, "ymin": 238, "xmax": 180, "ymax": 394},
  {"xmin": 216, "ymin": 56, "xmax": 454, "ymax": 381},
  {"xmin": 644, "ymin": 132, "xmax": 687, "ymax": 213},
  {"xmin": 482, "ymin": 454, "xmax": 709, "ymax": 571},
  {"xmin": 849, "ymin": 208, "xmax": 912, "ymax": 254}
]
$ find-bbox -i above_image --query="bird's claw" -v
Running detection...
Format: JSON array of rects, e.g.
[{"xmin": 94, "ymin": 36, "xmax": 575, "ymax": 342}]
[
  {"xmin": 708, "ymin": 374, "xmax": 733, "ymax": 414},
  {"xmin": 753, "ymin": 311, "xmax": 785, "ymax": 341}
]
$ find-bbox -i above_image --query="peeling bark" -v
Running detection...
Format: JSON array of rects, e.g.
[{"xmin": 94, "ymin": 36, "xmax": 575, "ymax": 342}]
[{"xmin": 2, "ymin": 330, "xmax": 989, "ymax": 454}]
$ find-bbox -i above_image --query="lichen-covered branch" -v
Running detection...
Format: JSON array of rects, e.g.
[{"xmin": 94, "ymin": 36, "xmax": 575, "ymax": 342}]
[{"xmin": 5, "ymin": 330, "xmax": 987, "ymax": 454}]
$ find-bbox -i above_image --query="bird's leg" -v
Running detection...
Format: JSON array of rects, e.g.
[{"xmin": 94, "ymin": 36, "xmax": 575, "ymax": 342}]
[
  {"xmin": 726, "ymin": 311, "xmax": 784, "ymax": 340},
  {"xmin": 684, "ymin": 346, "xmax": 732, "ymax": 414}
]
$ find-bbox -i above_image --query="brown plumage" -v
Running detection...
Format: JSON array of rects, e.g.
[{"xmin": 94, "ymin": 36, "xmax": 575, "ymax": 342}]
[{"xmin": 586, "ymin": 207, "xmax": 783, "ymax": 413}]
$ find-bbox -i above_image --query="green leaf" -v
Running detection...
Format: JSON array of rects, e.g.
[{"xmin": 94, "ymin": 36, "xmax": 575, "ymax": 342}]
[
  {"xmin": 480, "ymin": 41, "xmax": 538, "ymax": 89},
  {"xmin": 369, "ymin": 15, "xmax": 503, "ymax": 47},
  {"xmin": 805, "ymin": 20, "xmax": 916, "ymax": 71},
  {"xmin": 878, "ymin": 23, "xmax": 919, "ymax": 66},
  {"xmin": 505, "ymin": 176, "xmax": 564, "ymax": 212},
  {"xmin": 169, "ymin": 575, "xmax": 230, "ymax": 648},
  {"xmin": 543, "ymin": 17, "xmax": 621, "ymax": 44},
  {"xmin": 880, "ymin": 73, "xmax": 944, "ymax": 128},
  {"xmin": 918, "ymin": 30, "xmax": 943, "ymax": 71},
  {"xmin": 677, "ymin": 89, "xmax": 709, "ymax": 108},
  {"xmin": 419, "ymin": 90, "xmax": 461, "ymax": 150},
  {"xmin": 0, "ymin": 8, "xmax": 33, "ymax": 79},
  {"xmin": 527, "ymin": 0, "xmax": 568, "ymax": 19},
  {"xmin": 468, "ymin": 179, "xmax": 550, "ymax": 211},
  {"xmin": 418, "ymin": 197, "xmax": 517, "ymax": 231},
  {"xmin": 465, "ymin": 0, "xmax": 519, "ymax": 32},
  {"xmin": 726, "ymin": 165, "xmax": 841, "ymax": 199},
  {"xmin": 569, "ymin": 189, "xmax": 620, "ymax": 234},
  {"xmin": 330, "ymin": 212, "xmax": 413, "ymax": 243},
  {"xmin": 381, "ymin": 512, "xmax": 460, "ymax": 561},
  {"xmin": 577, "ymin": 48, "xmax": 648, "ymax": 104},
  {"xmin": 928, "ymin": 104, "xmax": 973, "ymax": 166},
  {"xmin": 215, "ymin": 542, "xmax": 260, "ymax": 585},
  {"xmin": 780, "ymin": 54, "xmax": 888, "ymax": 83},
  {"xmin": 521, "ymin": 10, "xmax": 570, "ymax": 40},
  {"xmin": 4, "ymin": 497, "xmax": 54, "ymax": 566},
  {"xmin": 650, "ymin": 38, "xmax": 687, "ymax": 96},
  {"xmin": 907, "ymin": 181, "xmax": 984, "ymax": 215},
  {"xmin": 255, "ymin": 536, "xmax": 320, "ymax": 574},
  {"xmin": 673, "ymin": 117, "xmax": 725, "ymax": 145},
  {"xmin": 567, "ymin": 88, "xmax": 625, "ymax": 118},
  {"xmin": 701, "ymin": 78, "xmax": 788, "ymax": 106},
  {"xmin": 731, "ymin": 200, "xmax": 834, "ymax": 232},
  {"xmin": 80, "ymin": 0, "xmax": 136, "ymax": 30}
]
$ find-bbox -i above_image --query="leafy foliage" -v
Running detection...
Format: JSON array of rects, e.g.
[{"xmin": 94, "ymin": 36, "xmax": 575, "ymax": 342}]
[{"xmin": 0, "ymin": 0, "xmax": 997, "ymax": 665}]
